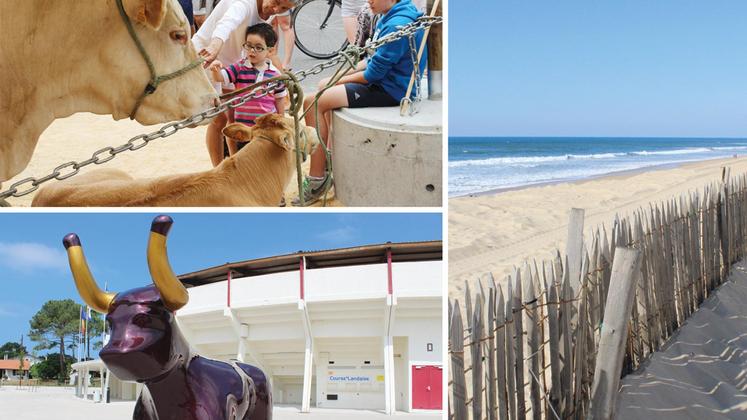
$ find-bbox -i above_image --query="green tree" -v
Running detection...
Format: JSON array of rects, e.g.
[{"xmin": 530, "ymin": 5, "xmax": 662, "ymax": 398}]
[
  {"xmin": 29, "ymin": 353, "xmax": 75, "ymax": 380},
  {"xmin": 0, "ymin": 341, "xmax": 27, "ymax": 359},
  {"xmin": 29, "ymin": 300, "xmax": 79, "ymax": 382},
  {"xmin": 85, "ymin": 311, "xmax": 105, "ymax": 359}
]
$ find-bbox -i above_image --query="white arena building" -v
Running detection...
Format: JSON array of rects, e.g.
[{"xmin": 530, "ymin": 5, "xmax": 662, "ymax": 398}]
[{"xmin": 73, "ymin": 241, "xmax": 443, "ymax": 415}]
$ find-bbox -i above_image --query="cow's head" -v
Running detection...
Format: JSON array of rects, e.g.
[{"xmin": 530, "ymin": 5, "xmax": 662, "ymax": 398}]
[
  {"xmin": 63, "ymin": 215, "xmax": 190, "ymax": 382},
  {"xmin": 98, "ymin": 0, "xmax": 218, "ymax": 124},
  {"xmin": 222, "ymin": 114, "xmax": 321, "ymax": 158}
]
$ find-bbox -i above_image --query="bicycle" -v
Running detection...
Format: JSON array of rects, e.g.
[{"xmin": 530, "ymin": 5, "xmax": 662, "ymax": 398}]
[{"xmin": 292, "ymin": 0, "xmax": 349, "ymax": 59}]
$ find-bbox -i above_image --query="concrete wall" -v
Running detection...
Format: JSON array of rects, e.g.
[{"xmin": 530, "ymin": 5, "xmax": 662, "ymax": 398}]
[
  {"xmin": 395, "ymin": 318, "xmax": 442, "ymax": 364},
  {"xmin": 305, "ymin": 263, "xmax": 389, "ymax": 301},
  {"xmin": 315, "ymin": 350, "xmax": 386, "ymax": 410},
  {"xmin": 183, "ymin": 261, "xmax": 441, "ymax": 312},
  {"xmin": 392, "ymin": 261, "xmax": 442, "ymax": 297},
  {"xmin": 177, "ymin": 260, "xmax": 443, "ymax": 412},
  {"xmin": 331, "ymin": 100, "xmax": 442, "ymax": 206}
]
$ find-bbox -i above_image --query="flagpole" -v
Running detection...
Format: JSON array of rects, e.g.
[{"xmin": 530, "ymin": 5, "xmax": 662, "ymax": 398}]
[
  {"xmin": 78, "ymin": 305, "xmax": 83, "ymax": 362},
  {"xmin": 85, "ymin": 306, "xmax": 90, "ymax": 360}
]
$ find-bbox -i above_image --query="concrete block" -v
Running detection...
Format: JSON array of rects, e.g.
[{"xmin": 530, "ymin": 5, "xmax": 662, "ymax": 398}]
[{"xmin": 330, "ymin": 99, "xmax": 442, "ymax": 206}]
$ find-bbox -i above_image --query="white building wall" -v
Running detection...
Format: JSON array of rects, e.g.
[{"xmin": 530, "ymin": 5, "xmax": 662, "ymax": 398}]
[
  {"xmin": 305, "ymin": 264, "xmax": 389, "ymax": 301},
  {"xmin": 177, "ymin": 259, "xmax": 442, "ymax": 412},
  {"xmin": 392, "ymin": 261, "xmax": 442, "ymax": 297},
  {"xmin": 315, "ymin": 351, "xmax": 386, "ymax": 410},
  {"xmin": 394, "ymin": 318, "xmax": 442, "ymax": 363}
]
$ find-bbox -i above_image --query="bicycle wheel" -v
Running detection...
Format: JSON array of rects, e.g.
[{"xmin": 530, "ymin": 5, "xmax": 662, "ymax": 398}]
[{"xmin": 292, "ymin": 0, "xmax": 349, "ymax": 59}]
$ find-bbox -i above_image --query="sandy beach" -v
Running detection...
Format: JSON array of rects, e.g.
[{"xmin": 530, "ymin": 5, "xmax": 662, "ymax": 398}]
[
  {"xmin": 616, "ymin": 261, "xmax": 747, "ymax": 419},
  {"xmin": 448, "ymin": 156, "xmax": 747, "ymax": 299},
  {"xmin": 2, "ymin": 113, "xmax": 340, "ymax": 207}
]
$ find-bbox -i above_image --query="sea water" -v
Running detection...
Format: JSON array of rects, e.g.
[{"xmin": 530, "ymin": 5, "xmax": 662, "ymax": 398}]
[{"xmin": 449, "ymin": 137, "xmax": 747, "ymax": 197}]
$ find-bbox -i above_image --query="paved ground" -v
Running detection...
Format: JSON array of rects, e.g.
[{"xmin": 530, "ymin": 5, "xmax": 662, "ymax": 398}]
[
  {"xmin": 0, "ymin": 387, "xmax": 441, "ymax": 419},
  {"xmin": 280, "ymin": 40, "xmax": 333, "ymax": 93}
]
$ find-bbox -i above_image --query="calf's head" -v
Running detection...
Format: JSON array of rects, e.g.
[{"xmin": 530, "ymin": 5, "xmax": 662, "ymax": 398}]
[
  {"xmin": 63, "ymin": 215, "xmax": 189, "ymax": 382},
  {"xmin": 222, "ymin": 114, "xmax": 321, "ymax": 158}
]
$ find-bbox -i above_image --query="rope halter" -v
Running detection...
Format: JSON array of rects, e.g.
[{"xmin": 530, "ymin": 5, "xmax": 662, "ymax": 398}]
[{"xmin": 115, "ymin": 0, "xmax": 204, "ymax": 120}]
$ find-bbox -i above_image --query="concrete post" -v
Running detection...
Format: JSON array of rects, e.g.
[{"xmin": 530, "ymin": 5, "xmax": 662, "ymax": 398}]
[
  {"xmin": 301, "ymin": 338, "xmax": 313, "ymax": 413},
  {"xmin": 383, "ymin": 290, "xmax": 397, "ymax": 414},
  {"xmin": 299, "ymin": 300, "xmax": 314, "ymax": 413},
  {"xmin": 237, "ymin": 323, "xmax": 249, "ymax": 363},
  {"xmin": 383, "ymin": 335, "xmax": 396, "ymax": 414}
]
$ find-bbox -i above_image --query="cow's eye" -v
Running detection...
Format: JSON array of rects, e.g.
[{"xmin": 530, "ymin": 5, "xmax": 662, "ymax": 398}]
[{"xmin": 170, "ymin": 30, "xmax": 188, "ymax": 45}]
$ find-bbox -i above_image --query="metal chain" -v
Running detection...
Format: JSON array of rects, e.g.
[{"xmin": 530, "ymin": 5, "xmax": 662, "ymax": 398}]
[
  {"xmin": 0, "ymin": 16, "xmax": 442, "ymax": 201},
  {"xmin": 401, "ymin": 33, "xmax": 423, "ymax": 116}
]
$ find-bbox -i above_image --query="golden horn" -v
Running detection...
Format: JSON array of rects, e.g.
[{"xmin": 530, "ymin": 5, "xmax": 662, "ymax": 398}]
[
  {"xmin": 63, "ymin": 234, "xmax": 116, "ymax": 313},
  {"xmin": 147, "ymin": 215, "xmax": 188, "ymax": 311}
]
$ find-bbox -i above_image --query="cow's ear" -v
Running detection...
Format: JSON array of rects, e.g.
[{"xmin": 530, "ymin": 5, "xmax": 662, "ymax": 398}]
[
  {"xmin": 123, "ymin": 0, "xmax": 167, "ymax": 30},
  {"xmin": 275, "ymin": 135, "xmax": 292, "ymax": 151},
  {"xmin": 222, "ymin": 123, "xmax": 253, "ymax": 142}
]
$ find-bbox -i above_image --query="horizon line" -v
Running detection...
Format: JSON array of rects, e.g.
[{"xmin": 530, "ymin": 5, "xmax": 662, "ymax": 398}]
[{"xmin": 449, "ymin": 135, "xmax": 747, "ymax": 140}]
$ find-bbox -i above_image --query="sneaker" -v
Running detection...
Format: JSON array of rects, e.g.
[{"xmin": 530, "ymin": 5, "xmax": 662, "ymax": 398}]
[{"xmin": 291, "ymin": 174, "xmax": 333, "ymax": 206}]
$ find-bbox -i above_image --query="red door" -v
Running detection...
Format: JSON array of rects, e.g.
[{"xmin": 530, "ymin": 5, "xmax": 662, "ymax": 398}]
[{"xmin": 412, "ymin": 365, "xmax": 443, "ymax": 410}]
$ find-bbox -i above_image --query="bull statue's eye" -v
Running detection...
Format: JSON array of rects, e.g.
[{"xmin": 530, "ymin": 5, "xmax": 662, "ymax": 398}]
[
  {"xmin": 133, "ymin": 313, "xmax": 150, "ymax": 328},
  {"xmin": 170, "ymin": 30, "xmax": 188, "ymax": 45}
]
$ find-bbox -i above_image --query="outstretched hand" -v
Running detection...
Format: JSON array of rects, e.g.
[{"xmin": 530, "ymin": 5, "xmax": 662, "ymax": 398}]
[
  {"xmin": 200, "ymin": 38, "xmax": 224, "ymax": 67},
  {"xmin": 208, "ymin": 61, "xmax": 224, "ymax": 83}
]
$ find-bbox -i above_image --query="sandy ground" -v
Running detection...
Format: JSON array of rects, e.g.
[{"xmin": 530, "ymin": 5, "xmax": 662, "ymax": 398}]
[
  {"xmin": 448, "ymin": 156, "xmax": 747, "ymax": 299},
  {"xmin": 0, "ymin": 386, "xmax": 440, "ymax": 419},
  {"xmin": 616, "ymin": 260, "xmax": 747, "ymax": 419},
  {"xmin": 2, "ymin": 112, "xmax": 341, "ymax": 207}
]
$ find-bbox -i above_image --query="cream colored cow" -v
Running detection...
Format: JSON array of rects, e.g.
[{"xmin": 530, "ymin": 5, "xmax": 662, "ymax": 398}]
[{"xmin": 0, "ymin": 0, "xmax": 218, "ymax": 182}]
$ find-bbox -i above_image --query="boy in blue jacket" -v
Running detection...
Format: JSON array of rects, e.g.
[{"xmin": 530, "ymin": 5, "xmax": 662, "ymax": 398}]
[{"xmin": 293, "ymin": 0, "xmax": 427, "ymax": 206}]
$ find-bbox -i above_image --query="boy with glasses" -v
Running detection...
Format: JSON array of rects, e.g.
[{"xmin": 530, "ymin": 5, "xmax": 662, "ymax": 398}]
[
  {"xmin": 193, "ymin": 0, "xmax": 298, "ymax": 167},
  {"xmin": 208, "ymin": 23, "xmax": 287, "ymax": 158}
]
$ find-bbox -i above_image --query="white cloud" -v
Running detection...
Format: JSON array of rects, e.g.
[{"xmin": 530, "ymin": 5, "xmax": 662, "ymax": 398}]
[
  {"xmin": 315, "ymin": 226, "xmax": 358, "ymax": 243},
  {"xmin": 0, "ymin": 242, "xmax": 67, "ymax": 273},
  {"xmin": 0, "ymin": 303, "xmax": 24, "ymax": 317}
]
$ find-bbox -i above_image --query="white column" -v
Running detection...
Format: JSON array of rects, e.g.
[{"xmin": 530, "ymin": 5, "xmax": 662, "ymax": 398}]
[
  {"xmin": 383, "ymin": 294, "xmax": 397, "ymax": 415},
  {"xmin": 383, "ymin": 335, "xmax": 395, "ymax": 414},
  {"xmin": 237, "ymin": 324, "xmax": 249, "ymax": 363},
  {"xmin": 299, "ymin": 300, "xmax": 314, "ymax": 413},
  {"xmin": 103, "ymin": 369, "xmax": 111, "ymax": 403},
  {"xmin": 76, "ymin": 368, "xmax": 81, "ymax": 397},
  {"xmin": 301, "ymin": 337, "xmax": 313, "ymax": 413}
]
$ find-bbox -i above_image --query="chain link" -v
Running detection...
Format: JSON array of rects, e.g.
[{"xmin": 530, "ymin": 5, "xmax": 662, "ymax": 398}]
[{"xmin": 0, "ymin": 17, "xmax": 442, "ymax": 201}]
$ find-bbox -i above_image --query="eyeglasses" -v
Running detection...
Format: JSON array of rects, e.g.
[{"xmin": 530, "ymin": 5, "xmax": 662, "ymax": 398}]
[{"xmin": 243, "ymin": 43, "xmax": 267, "ymax": 53}]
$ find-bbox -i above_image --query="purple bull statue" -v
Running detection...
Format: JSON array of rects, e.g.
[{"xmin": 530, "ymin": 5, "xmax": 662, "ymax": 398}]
[{"xmin": 63, "ymin": 215, "xmax": 272, "ymax": 420}]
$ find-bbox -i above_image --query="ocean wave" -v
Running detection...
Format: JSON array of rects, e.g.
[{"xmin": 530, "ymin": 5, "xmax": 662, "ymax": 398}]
[
  {"xmin": 630, "ymin": 147, "xmax": 712, "ymax": 156},
  {"xmin": 449, "ymin": 146, "xmax": 747, "ymax": 168},
  {"xmin": 712, "ymin": 146, "xmax": 747, "ymax": 151},
  {"xmin": 449, "ymin": 152, "xmax": 624, "ymax": 168}
]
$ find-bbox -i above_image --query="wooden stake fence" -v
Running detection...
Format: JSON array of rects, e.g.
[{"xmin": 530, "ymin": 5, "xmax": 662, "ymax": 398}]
[{"xmin": 449, "ymin": 171, "xmax": 747, "ymax": 420}]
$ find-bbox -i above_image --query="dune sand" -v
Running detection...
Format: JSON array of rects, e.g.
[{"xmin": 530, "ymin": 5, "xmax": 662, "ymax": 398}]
[
  {"xmin": 616, "ymin": 260, "xmax": 747, "ymax": 419},
  {"xmin": 2, "ymin": 113, "xmax": 340, "ymax": 207},
  {"xmin": 449, "ymin": 156, "xmax": 747, "ymax": 299}
]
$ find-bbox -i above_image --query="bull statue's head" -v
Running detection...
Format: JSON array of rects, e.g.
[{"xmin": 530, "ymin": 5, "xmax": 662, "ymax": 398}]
[{"xmin": 63, "ymin": 215, "xmax": 271, "ymax": 420}]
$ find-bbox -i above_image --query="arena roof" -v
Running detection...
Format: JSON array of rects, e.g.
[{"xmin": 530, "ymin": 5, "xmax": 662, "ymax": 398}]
[{"xmin": 178, "ymin": 241, "xmax": 442, "ymax": 288}]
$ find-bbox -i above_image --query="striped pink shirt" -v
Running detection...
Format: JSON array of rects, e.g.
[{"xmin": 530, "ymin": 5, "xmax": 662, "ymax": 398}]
[{"xmin": 221, "ymin": 59, "xmax": 287, "ymax": 126}]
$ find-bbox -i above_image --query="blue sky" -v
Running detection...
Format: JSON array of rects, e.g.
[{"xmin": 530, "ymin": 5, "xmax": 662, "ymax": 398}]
[
  {"xmin": 449, "ymin": 1, "xmax": 747, "ymax": 137},
  {"xmin": 0, "ymin": 212, "xmax": 441, "ymax": 352}
]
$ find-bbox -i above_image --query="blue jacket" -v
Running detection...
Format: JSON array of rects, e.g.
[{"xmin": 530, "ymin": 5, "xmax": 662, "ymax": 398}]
[{"xmin": 363, "ymin": 0, "xmax": 427, "ymax": 101}]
